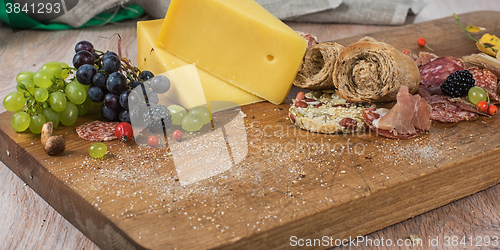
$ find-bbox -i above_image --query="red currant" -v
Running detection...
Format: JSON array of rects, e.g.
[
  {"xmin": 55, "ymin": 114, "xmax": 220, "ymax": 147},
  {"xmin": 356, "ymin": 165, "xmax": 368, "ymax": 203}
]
[
  {"xmin": 172, "ymin": 130, "xmax": 183, "ymax": 141},
  {"xmin": 488, "ymin": 104, "xmax": 498, "ymax": 116},
  {"xmin": 148, "ymin": 135, "xmax": 159, "ymax": 147},
  {"xmin": 115, "ymin": 122, "xmax": 133, "ymax": 143},
  {"xmin": 417, "ymin": 38, "xmax": 426, "ymax": 47},
  {"xmin": 476, "ymin": 101, "xmax": 488, "ymax": 112}
]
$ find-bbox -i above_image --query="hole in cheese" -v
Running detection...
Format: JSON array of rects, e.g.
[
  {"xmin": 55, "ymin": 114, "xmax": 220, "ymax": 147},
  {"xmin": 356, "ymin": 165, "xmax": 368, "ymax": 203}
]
[{"xmin": 266, "ymin": 54, "xmax": 275, "ymax": 62}]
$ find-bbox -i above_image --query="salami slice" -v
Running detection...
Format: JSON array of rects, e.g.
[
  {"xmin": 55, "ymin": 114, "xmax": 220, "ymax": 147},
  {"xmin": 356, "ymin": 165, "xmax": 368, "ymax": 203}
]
[
  {"xmin": 424, "ymin": 95, "xmax": 478, "ymax": 123},
  {"xmin": 296, "ymin": 31, "xmax": 318, "ymax": 48},
  {"xmin": 420, "ymin": 56, "xmax": 466, "ymax": 88},
  {"xmin": 76, "ymin": 121, "xmax": 119, "ymax": 141},
  {"xmin": 468, "ymin": 67, "xmax": 500, "ymax": 102}
]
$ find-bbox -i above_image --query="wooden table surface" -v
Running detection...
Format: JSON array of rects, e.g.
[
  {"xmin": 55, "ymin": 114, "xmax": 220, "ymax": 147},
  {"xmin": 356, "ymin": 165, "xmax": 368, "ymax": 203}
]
[{"xmin": 2, "ymin": 1, "xmax": 500, "ymax": 249}]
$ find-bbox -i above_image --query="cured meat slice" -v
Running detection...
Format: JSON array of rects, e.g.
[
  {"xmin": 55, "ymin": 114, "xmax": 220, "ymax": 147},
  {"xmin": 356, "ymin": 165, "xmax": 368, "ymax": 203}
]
[
  {"xmin": 378, "ymin": 85, "xmax": 431, "ymax": 134},
  {"xmin": 296, "ymin": 31, "xmax": 319, "ymax": 48},
  {"xmin": 468, "ymin": 67, "xmax": 500, "ymax": 102},
  {"xmin": 415, "ymin": 52, "xmax": 438, "ymax": 68},
  {"xmin": 424, "ymin": 95, "xmax": 479, "ymax": 123},
  {"xmin": 420, "ymin": 56, "xmax": 466, "ymax": 88},
  {"xmin": 76, "ymin": 121, "xmax": 119, "ymax": 141},
  {"xmin": 462, "ymin": 53, "xmax": 500, "ymax": 79},
  {"xmin": 363, "ymin": 108, "xmax": 422, "ymax": 139},
  {"xmin": 362, "ymin": 86, "xmax": 431, "ymax": 139}
]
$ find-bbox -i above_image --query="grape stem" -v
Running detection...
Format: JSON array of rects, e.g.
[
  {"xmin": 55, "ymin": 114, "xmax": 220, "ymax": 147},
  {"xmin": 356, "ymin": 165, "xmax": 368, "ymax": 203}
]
[{"xmin": 23, "ymin": 98, "xmax": 39, "ymax": 116}]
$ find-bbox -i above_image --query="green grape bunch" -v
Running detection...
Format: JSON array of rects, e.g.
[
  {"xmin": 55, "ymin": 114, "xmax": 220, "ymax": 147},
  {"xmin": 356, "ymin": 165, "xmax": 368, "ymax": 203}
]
[
  {"xmin": 4, "ymin": 61, "xmax": 80, "ymax": 134},
  {"xmin": 3, "ymin": 38, "xmax": 153, "ymax": 135}
]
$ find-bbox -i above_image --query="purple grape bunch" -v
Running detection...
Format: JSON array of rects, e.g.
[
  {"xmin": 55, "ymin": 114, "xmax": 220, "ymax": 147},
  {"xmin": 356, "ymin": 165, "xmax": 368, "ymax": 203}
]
[{"xmin": 72, "ymin": 40, "xmax": 157, "ymax": 123}]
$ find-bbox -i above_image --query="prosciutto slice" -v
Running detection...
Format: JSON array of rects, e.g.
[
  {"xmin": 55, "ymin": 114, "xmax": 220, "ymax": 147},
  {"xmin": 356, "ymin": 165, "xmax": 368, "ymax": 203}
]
[
  {"xmin": 362, "ymin": 86, "xmax": 431, "ymax": 139},
  {"xmin": 414, "ymin": 52, "xmax": 438, "ymax": 68}
]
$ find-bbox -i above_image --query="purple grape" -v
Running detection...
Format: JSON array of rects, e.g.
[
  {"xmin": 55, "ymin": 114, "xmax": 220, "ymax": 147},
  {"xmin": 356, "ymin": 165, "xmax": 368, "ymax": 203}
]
[
  {"xmin": 73, "ymin": 50, "xmax": 95, "ymax": 69},
  {"xmin": 93, "ymin": 73, "xmax": 107, "ymax": 88},
  {"xmin": 88, "ymin": 85, "xmax": 106, "ymax": 102},
  {"xmin": 106, "ymin": 72, "xmax": 127, "ymax": 95},
  {"xmin": 76, "ymin": 64, "xmax": 97, "ymax": 85},
  {"xmin": 75, "ymin": 41, "xmax": 94, "ymax": 53},
  {"xmin": 128, "ymin": 90, "xmax": 141, "ymax": 110},
  {"xmin": 101, "ymin": 104, "xmax": 118, "ymax": 122},
  {"xmin": 138, "ymin": 71, "xmax": 154, "ymax": 81},
  {"xmin": 150, "ymin": 75, "xmax": 171, "ymax": 94},
  {"xmin": 104, "ymin": 93, "xmax": 119, "ymax": 110},
  {"xmin": 119, "ymin": 109, "xmax": 131, "ymax": 123},
  {"xmin": 119, "ymin": 90, "xmax": 131, "ymax": 109},
  {"xmin": 102, "ymin": 51, "xmax": 118, "ymax": 60},
  {"xmin": 102, "ymin": 55, "xmax": 121, "ymax": 74},
  {"xmin": 146, "ymin": 90, "xmax": 159, "ymax": 105}
]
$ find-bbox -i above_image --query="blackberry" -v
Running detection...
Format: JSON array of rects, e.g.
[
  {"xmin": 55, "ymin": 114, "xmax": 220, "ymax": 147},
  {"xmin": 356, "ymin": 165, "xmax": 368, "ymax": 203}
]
[
  {"xmin": 144, "ymin": 104, "xmax": 172, "ymax": 134},
  {"xmin": 441, "ymin": 70, "xmax": 475, "ymax": 98}
]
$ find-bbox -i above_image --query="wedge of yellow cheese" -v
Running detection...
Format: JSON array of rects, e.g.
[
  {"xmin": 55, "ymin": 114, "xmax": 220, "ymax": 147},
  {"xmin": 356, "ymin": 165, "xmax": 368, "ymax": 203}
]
[
  {"xmin": 159, "ymin": 64, "xmax": 207, "ymax": 110},
  {"xmin": 137, "ymin": 19, "xmax": 263, "ymax": 108},
  {"xmin": 156, "ymin": 0, "xmax": 308, "ymax": 105}
]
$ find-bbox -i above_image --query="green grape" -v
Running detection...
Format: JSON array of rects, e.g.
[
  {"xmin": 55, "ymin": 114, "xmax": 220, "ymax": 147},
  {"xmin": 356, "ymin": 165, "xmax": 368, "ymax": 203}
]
[
  {"xmin": 89, "ymin": 142, "xmax": 107, "ymax": 158},
  {"xmin": 65, "ymin": 81, "xmax": 87, "ymax": 105},
  {"xmin": 17, "ymin": 79, "xmax": 36, "ymax": 95},
  {"xmin": 42, "ymin": 61, "xmax": 63, "ymax": 78},
  {"xmin": 181, "ymin": 114, "xmax": 204, "ymax": 132},
  {"xmin": 188, "ymin": 106, "xmax": 212, "ymax": 124},
  {"xmin": 49, "ymin": 92, "xmax": 67, "ymax": 112},
  {"xmin": 10, "ymin": 111, "xmax": 30, "ymax": 132},
  {"xmin": 76, "ymin": 96, "xmax": 91, "ymax": 116},
  {"xmin": 16, "ymin": 71, "xmax": 34, "ymax": 83},
  {"xmin": 34, "ymin": 88, "xmax": 49, "ymax": 102},
  {"xmin": 33, "ymin": 69, "xmax": 55, "ymax": 89},
  {"xmin": 168, "ymin": 104, "xmax": 188, "ymax": 125},
  {"xmin": 28, "ymin": 114, "xmax": 46, "ymax": 134},
  {"xmin": 468, "ymin": 86, "xmax": 488, "ymax": 105},
  {"xmin": 42, "ymin": 107, "xmax": 60, "ymax": 128},
  {"xmin": 3, "ymin": 91, "xmax": 26, "ymax": 111},
  {"xmin": 59, "ymin": 62, "xmax": 70, "ymax": 79},
  {"xmin": 59, "ymin": 102, "xmax": 78, "ymax": 126}
]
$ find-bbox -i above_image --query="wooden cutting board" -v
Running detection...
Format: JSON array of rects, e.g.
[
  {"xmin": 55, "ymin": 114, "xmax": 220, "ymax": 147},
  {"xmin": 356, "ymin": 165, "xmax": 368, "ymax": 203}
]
[{"xmin": 1, "ymin": 11, "xmax": 500, "ymax": 250}]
